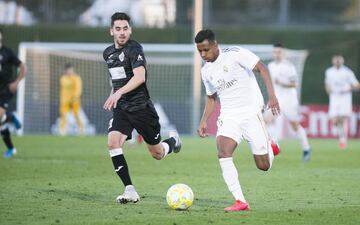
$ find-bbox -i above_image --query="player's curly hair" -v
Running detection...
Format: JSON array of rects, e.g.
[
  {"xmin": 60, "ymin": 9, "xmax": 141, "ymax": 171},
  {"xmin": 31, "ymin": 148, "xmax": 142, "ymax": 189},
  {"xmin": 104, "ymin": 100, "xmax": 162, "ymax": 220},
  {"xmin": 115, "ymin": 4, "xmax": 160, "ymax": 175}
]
[
  {"xmin": 111, "ymin": 12, "xmax": 131, "ymax": 27},
  {"xmin": 195, "ymin": 29, "xmax": 216, "ymax": 43}
]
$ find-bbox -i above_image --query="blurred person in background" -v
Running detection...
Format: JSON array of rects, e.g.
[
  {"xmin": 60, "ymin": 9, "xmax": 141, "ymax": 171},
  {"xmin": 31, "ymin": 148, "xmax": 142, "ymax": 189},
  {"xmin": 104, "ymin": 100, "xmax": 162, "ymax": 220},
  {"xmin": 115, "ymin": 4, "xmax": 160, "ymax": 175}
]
[
  {"xmin": 0, "ymin": 29, "xmax": 26, "ymax": 158},
  {"xmin": 265, "ymin": 43, "xmax": 311, "ymax": 161},
  {"xmin": 59, "ymin": 63, "xmax": 84, "ymax": 136},
  {"xmin": 325, "ymin": 54, "xmax": 360, "ymax": 149}
]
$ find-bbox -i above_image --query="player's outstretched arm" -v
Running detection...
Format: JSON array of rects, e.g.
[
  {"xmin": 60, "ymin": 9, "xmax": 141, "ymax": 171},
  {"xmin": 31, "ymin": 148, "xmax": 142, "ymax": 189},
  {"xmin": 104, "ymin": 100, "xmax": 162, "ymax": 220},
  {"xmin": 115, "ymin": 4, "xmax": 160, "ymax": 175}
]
[
  {"xmin": 197, "ymin": 94, "xmax": 217, "ymax": 138},
  {"xmin": 254, "ymin": 61, "xmax": 280, "ymax": 116}
]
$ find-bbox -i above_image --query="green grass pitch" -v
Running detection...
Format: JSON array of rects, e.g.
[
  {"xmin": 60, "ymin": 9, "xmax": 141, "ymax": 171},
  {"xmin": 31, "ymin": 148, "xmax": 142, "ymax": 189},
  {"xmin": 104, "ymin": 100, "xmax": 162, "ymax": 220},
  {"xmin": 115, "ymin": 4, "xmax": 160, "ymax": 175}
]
[{"xmin": 1, "ymin": 136, "xmax": 359, "ymax": 225}]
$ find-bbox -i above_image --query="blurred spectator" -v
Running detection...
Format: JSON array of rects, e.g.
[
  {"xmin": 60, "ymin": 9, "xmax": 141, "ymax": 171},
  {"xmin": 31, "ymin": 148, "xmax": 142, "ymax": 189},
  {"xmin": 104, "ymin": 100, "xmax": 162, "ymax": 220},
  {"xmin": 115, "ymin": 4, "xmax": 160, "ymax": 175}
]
[
  {"xmin": 0, "ymin": 0, "xmax": 35, "ymax": 26},
  {"xmin": 79, "ymin": 0, "xmax": 175, "ymax": 28}
]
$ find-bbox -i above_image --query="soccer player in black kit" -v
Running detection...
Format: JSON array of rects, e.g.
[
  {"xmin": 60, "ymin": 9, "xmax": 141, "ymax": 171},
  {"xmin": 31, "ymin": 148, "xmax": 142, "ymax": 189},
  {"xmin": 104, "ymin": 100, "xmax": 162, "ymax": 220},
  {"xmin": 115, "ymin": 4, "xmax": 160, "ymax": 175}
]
[
  {"xmin": 103, "ymin": 12, "xmax": 182, "ymax": 204},
  {"xmin": 0, "ymin": 29, "xmax": 26, "ymax": 158}
]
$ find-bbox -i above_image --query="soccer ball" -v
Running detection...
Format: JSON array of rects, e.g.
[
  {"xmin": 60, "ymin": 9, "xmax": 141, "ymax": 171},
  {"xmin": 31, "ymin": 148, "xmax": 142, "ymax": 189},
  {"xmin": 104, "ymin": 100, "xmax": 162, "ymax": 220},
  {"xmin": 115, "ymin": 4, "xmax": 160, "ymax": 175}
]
[{"xmin": 166, "ymin": 184, "xmax": 194, "ymax": 210}]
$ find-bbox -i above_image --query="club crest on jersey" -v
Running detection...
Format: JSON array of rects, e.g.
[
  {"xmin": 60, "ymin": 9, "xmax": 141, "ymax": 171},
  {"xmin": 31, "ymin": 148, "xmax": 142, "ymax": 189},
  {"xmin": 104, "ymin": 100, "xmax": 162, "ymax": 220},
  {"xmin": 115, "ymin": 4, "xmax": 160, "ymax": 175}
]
[
  {"xmin": 119, "ymin": 52, "xmax": 125, "ymax": 62},
  {"xmin": 137, "ymin": 54, "xmax": 143, "ymax": 61},
  {"xmin": 223, "ymin": 65, "xmax": 228, "ymax": 72}
]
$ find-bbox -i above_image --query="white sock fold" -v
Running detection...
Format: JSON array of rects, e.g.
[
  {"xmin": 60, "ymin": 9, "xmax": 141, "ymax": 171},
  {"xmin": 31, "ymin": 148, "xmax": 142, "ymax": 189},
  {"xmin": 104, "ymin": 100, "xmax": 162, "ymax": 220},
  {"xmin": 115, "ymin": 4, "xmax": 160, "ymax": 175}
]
[
  {"xmin": 109, "ymin": 148, "xmax": 123, "ymax": 157},
  {"xmin": 297, "ymin": 126, "xmax": 310, "ymax": 150},
  {"xmin": 219, "ymin": 157, "xmax": 246, "ymax": 203},
  {"xmin": 161, "ymin": 142, "xmax": 170, "ymax": 158}
]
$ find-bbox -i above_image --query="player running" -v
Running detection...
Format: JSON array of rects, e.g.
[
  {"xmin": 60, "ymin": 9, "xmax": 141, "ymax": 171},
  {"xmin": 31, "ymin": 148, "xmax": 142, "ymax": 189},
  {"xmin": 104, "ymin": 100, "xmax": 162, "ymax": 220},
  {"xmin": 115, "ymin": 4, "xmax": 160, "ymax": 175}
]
[
  {"xmin": 265, "ymin": 43, "xmax": 311, "ymax": 160},
  {"xmin": 325, "ymin": 54, "xmax": 360, "ymax": 149},
  {"xmin": 103, "ymin": 12, "xmax": 181, "ymax": 204},
  {"xmin": 195, "ymin": 29, "xmax": 280, "ymax": 211},
  {"xmin": 0, "ymin": 29, "xmax": 26, "ymax": 158}
]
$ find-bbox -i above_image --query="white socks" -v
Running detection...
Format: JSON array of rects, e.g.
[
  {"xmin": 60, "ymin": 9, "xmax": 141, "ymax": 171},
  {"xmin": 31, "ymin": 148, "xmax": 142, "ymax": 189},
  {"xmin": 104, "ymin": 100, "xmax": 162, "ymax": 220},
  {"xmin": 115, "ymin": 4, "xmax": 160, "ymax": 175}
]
[
  {"xmin": 296, "ymin": 126, "xmax": 310, "ymax": 150},
  {"xmin": 219, "ymin": 157, "xmax": 246, "ymax": 203},
  {"xmin": 109, "ymin": 148, "xmax": 123, "ymax": 157},
  {"xmin": 161, "ymin": 142, "xmax": 170, "ymax": 158},
  {"xmin": 337, "ymin": 121, "xmax": 348, "ymax": 144}
]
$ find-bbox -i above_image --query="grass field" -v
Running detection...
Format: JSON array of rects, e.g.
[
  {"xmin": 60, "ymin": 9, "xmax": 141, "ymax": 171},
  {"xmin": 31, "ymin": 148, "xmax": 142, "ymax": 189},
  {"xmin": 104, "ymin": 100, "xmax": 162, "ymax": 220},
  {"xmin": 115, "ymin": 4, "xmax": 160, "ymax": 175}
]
[{"xmin": 0, "ymin": 136, "xmax": 359, "ymax": 225}]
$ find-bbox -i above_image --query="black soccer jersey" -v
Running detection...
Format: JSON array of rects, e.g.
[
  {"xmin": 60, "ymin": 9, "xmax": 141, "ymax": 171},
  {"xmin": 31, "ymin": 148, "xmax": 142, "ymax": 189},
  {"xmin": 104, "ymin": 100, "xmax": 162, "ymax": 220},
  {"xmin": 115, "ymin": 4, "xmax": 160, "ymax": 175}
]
[
  {"xmin": 103, "ymin": 40, "xmax": 151, "ymax": 112},
  {"xmin": 0, "ymin": 46, "xmax": 21, "ymax": 91}
]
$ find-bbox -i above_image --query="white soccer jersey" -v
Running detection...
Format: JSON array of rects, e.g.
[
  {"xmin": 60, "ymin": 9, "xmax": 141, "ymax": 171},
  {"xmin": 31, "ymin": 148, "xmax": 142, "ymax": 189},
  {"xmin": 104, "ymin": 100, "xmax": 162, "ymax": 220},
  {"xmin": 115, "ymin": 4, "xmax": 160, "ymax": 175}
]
[
  {"xmin": 268, "ymin": 59, "xmax": 298, "ymax": 106},
  {"xmin": 201, "ymin": 46, "xmax": 264, "ymax": 119}
]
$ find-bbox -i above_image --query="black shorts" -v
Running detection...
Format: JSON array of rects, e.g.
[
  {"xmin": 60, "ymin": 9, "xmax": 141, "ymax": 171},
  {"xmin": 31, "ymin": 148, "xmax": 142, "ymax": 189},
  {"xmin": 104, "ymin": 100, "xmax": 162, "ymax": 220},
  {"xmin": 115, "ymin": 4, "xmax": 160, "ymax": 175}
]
[
  {"xmin": 0, "ymin": 87, "xmax": 14, "ymax": 109},
  {"xmin": 108, "ymin": 101, "xmax": 161, "ymax": 145}
]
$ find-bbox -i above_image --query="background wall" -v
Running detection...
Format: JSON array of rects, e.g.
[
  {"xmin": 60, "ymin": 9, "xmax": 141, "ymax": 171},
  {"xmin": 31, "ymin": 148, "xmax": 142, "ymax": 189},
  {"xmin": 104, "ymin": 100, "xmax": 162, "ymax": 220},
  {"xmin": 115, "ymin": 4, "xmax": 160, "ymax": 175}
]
[{"xmin": 2, "ymin": 25, "xmax": 360, "ymax": 105}]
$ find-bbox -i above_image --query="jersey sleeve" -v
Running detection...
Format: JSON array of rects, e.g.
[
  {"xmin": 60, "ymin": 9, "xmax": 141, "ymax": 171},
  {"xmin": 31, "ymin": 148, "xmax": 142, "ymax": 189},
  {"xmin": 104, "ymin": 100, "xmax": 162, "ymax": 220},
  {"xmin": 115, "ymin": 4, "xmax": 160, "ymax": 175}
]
[
  {"xmin": 233, "ymin": 47, "xmax": 260, "ymax": 70},
  {"xmin": 8, "ymin": 48, "xmax": 21, "ymax": 66},
  {"xmin": 201, "ymin": 72, "xmax": 216, "ymax": 96},
  {"xmin": 129, "ymin": 46, "xmax": 146, "ymax": 69},
  {"xmin": 74, "ymin": 75, "xmax": 82, "ymax": 97},
  {"xmin": 325, "ymin": 69, "xmax": 330, "ymax": 85},
  {"xmin": 287, "ymin": 63, "xmax": 298, "ymax": 84},
  {"xmin": 348, "ymin": 70, "xmax": 359, "ymax": 86},
  {"xmin": 103, "ymin": 49, "xmax": 108, "ymax": 61}
]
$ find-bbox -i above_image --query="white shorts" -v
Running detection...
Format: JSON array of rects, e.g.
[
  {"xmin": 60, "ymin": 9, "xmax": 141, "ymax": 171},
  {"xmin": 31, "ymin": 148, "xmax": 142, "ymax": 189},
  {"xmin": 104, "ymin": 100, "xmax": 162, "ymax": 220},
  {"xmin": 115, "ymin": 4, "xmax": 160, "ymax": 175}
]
[
  {"xmin": 329, "ymin": 94, "xmax": 352, "ymax": 118},
  {"xmin": 216, "ymin": 112, "xmax": 270, "ymax": 155}
]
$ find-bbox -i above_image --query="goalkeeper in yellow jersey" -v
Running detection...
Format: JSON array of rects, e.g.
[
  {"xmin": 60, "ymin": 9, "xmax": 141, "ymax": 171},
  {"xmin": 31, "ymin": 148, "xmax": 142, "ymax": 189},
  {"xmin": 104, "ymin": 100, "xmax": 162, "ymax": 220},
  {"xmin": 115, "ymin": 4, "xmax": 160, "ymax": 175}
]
[{"xmin": 59, "ymin": 63, "xmax": 84, "ymax": 135}]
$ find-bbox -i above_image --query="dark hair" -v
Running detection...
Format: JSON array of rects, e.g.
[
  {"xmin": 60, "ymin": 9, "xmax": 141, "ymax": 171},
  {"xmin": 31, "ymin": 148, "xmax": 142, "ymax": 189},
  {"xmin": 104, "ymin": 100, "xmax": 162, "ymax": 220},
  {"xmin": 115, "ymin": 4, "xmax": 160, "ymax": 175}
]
[
  {"xmin": 65, "ymin": 63, "xmax": 73, "ymax": 70},
  {"xmin": 195, "ymin": 29, "xmax": 216, "ymax": 43},
  {"xmin": 111, "ymin": 12, "xmax": 131, "ymax": 27},
  {"xmin": 273, "ymin": 43, "xmax": 283, "ymax": 48}
]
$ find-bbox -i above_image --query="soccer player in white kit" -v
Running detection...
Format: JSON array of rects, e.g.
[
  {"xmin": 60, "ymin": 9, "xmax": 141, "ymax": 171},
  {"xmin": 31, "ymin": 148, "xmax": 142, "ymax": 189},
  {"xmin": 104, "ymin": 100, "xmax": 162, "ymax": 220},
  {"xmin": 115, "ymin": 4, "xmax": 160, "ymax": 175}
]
[
  {"xmin": 195, "ymin": 29, "xmax": 280, "ymax": 211},
  {"xmin": 325, "ymin": 55, "xmax": 360, "ymax": 149},
  {"xmin": 266, "ymin": 44, "xmax": 311, "ymax": 161}
]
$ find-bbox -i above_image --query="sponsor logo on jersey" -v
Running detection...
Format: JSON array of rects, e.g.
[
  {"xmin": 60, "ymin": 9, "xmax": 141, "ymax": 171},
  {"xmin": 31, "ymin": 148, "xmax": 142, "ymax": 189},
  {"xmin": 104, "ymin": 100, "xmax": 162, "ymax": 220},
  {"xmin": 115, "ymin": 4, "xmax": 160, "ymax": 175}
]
[
  {"xmin": 137, "ymin": 54, "xmax": 143, "ymax": 61},
  {"xmin": 119, "ymin": 52, "xmax": 125, "ymax": 62},
  {"xmin": 216, "ymin": 78, "xmax": 238, "ymax": 92}
]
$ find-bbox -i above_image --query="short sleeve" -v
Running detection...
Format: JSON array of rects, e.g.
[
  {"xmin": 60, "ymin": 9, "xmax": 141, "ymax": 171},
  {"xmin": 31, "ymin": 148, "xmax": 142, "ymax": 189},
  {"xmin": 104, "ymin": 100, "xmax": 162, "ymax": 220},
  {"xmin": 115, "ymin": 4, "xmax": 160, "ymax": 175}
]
[
  {"xmin": 8, "ymin": 48, "xmax": 21, "ymax": 66},
  {"xmin": 325, "ymin": 69, "xmax": 330, "ymax": 85},
  {"xmin": 201, "ymin": 73, "xmax": 216, "ymax": 96},
  {"xmin": 288, "ymin": 63, "xmax": 298, "ymax": 84},
  {"xmin": 129, "ymin": 47, "xmax": 146, "ymax": 69},
  {"xmin": 348, "ymin": 70, "xmax": 359, "ymax": 86},
  {"xmin": 232, "ymin": 47, "xmax": 260, "ymax": 70}
]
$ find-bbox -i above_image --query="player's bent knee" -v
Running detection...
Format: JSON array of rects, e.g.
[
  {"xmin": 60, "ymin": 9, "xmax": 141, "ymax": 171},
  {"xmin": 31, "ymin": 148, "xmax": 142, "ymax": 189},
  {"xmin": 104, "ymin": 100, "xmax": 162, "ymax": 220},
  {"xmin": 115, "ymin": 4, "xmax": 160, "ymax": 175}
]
[
  {"xmin": 107, "ymin": 140, "xmax": 119, "ymax": 150},
  {"xmin": 217, "ymin": 151, "xmax": 233, "ymax": 159}
]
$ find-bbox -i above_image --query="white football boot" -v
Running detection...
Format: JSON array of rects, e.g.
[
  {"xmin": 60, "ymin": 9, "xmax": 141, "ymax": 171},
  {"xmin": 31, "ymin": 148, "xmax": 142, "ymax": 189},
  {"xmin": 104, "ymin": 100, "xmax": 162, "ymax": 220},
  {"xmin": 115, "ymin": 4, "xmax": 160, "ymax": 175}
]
[
  {"xmin": 116, "ymin": 185, "xmax": 140, "ymax": 204},
  {"xmin": 169, "ymin": 130, "xmax": 182, "ymax": 153}
]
